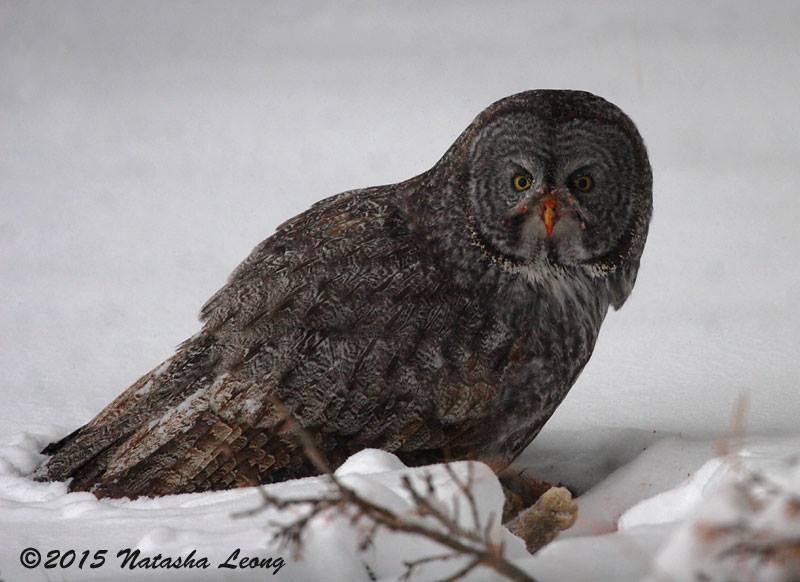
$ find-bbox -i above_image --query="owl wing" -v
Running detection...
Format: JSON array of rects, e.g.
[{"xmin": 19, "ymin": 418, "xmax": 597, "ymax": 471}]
[{"xmin": 38, "ymin": 181, "xmax": 504, "ymax": 498}]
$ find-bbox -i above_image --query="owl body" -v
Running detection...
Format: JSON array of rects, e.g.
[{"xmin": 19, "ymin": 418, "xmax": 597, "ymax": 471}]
[{"xmin": 36, "ymin": 90, "xmax": 651, "ymax": 498}]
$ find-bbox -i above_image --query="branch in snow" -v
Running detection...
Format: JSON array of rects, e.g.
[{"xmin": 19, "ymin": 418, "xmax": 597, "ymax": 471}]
[
  {"xmin": 653, "ymin": 400, "xmax": 800, "ymax": 582},
  {"xmin": 235, "ymin": 397, "xmax": 538, "ymax": 582}
]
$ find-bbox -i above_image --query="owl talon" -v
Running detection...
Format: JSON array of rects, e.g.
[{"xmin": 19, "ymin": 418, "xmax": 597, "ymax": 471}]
[
  {"xmin": 505, "ymin": 486, "xmax": 578, "ymax": 554},
  {"xmin": 499, "ymin": 469, "xmax": 558, "ymax": 523}
]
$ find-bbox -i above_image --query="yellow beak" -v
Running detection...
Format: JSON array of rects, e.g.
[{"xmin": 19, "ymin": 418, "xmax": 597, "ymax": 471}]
[{"xmin": 542, "ymin": 198, "xmax": 557, "ymax": 236}]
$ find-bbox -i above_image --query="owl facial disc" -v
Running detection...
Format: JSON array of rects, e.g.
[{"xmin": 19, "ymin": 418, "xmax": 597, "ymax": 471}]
[{"xmin": 463, "ymin": 98, "xmax": 649, "ymax": 276}]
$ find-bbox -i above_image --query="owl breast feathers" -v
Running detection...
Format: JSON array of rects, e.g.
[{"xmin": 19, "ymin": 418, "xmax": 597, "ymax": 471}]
[{"xmin": 35, "ymin": 90, "xmax": 652, "ymax": 498}]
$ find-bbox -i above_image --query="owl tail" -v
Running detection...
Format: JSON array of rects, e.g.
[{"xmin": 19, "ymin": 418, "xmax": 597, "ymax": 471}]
[{"xmin": 32, "ymin": 333, "xmax": 220, "ymax": 493}]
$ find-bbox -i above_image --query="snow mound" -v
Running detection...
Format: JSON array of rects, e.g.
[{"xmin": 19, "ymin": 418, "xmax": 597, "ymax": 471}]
[
  {"xmin": 650, "ymin": 445, "xmax": 800, "ymax": 582},
  {"xmin": 0, "ymin": 427, "xmax": 514, "ymax": 581},
  {"xmin": 520, "ymin": 434, "xmax": 800, "ymax": 582},
  {"xmin": 2, "ymin": 428, "xmax": 800, "ymax": 580},
  {"xmin": 334, "ymin": 448, "xmax": 408, "ymax": 476}
]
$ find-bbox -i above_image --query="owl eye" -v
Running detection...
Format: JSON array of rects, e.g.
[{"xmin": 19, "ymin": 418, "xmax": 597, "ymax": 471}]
[
  {"xmin": 512, "ymin": 175, "xmax": 532, "ymax": 191},
  {"xmin": 571, "ymin": 174, "xmax": 594, "ymax": 193}
]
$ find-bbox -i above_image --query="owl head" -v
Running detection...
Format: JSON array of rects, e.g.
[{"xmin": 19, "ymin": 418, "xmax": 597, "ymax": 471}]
[{"xmin": 430, "ymin": 90, "xmax": 652, "ymax": 308}]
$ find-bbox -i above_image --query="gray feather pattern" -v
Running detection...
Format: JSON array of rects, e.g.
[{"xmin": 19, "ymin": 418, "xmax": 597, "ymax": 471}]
[{"xmin": 35, "ymin": 90, "xmax": 652, "ymax": 498}]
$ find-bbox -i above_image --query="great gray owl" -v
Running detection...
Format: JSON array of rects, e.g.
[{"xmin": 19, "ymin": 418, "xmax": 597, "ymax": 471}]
[{"xmin": 35, "ymin": 90, "xmax": 652, "ymax": 498}]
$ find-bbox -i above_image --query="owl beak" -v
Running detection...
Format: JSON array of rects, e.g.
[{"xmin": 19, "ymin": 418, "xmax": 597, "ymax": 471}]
[{"xmin": 541, "ymin": 197, "xmax": 558, "ymax": 236}]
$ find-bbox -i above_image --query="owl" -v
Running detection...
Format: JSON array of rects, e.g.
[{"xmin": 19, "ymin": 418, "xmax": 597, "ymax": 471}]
[{"xmin": 35, "ymin": 90, "xmax": 652, "ymax": 498}]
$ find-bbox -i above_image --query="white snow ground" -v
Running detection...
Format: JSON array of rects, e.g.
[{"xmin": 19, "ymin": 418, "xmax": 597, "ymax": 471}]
[{"xmin": 2, "ymin": 2, "xmax": 799, "ymax": 580}]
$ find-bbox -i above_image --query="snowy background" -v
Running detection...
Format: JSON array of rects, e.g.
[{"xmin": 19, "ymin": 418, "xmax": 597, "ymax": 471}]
[{"xmin": 1, "ymin": 1, "xmax": 799, "ymax": 581}]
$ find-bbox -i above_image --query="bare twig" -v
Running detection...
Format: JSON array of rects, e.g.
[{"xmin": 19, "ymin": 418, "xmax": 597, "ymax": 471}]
[
  {"xmin": 438, "ymin": 557, "xmax": 482, "ymax": 582},
  {"xmin": 445, "ymin": 461, "xmax": 482, "ymax": 533},
  {"xmin": 401, "ymin": 552, "xmax": 460, "ymax": 581},
  {"xmin": 715, "ymin": 392, "xmax": 749, "ymax": 458},
  {"xmin": 240, "ymin": 396, "xmax": 537, "ymax": 582}
]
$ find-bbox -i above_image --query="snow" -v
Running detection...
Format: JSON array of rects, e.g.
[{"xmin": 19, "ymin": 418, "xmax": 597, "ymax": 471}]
[
  {"xmin": 2, "ymin": 1, "xmax": 799, "ymax": 580},
  {"xmin": 649, "ymin": 444, "xmax": 800, "ymax": 582},
  {"xmin": 0, "ymin": 439, "xmax": 512, "ymax": 581},
  {"xmin": 4, "ymin": 431, "xmax": 800, "ymax": 580},
  {"xmin": 334, "ymin": 448, "xmax": 408, "ymax": 476}
]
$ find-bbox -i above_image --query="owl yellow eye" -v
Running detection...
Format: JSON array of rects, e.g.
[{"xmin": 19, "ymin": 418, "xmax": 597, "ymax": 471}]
[
  {"xmin": 513, "ymin": 175, "xmax": 532, "ymax": 191},
  {"xmin": 572, "ymin": 174, "xmax": 594, "ymax": 193}
]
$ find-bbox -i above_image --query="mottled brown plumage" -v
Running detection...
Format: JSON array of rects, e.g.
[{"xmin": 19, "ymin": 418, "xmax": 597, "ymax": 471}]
[{"xmin": 35, "ymin": 90, "xmax": 652, "ymax": 498}]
